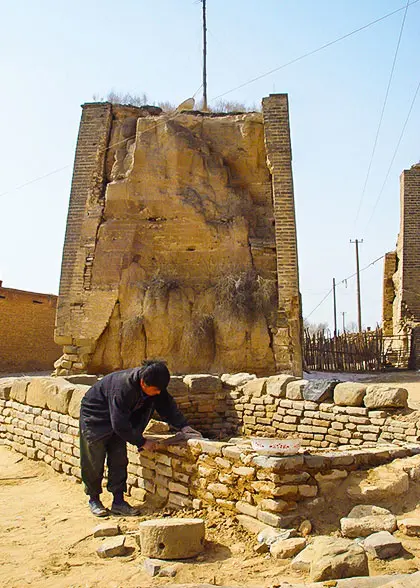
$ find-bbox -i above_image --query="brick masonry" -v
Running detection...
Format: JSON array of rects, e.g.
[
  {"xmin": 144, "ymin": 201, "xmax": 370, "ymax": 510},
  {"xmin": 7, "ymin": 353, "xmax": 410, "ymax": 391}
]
[
  {"xmin": 383, "ymin": 163, "xmax": 420, "ymax": 367},
  {"xmin": 262, "ymin": 95, "xmax": 302, "ymax": 375},
  {"xmin": 0, "ymin": 285, "xmax": 61, "ymax": 372},
  {"xmin": 56, "ymin": 103, "xmax": 113, "ymax": 344}
]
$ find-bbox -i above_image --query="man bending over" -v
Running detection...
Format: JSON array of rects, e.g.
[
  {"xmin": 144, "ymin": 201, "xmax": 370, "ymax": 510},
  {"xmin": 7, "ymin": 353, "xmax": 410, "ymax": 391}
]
[{"xmin": 79, "ymin": 360, "xmax": 201, "ymax": 516}]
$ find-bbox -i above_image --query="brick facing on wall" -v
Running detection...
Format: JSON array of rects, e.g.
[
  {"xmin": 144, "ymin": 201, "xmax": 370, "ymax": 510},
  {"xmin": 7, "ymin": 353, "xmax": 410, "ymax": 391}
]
[
  {"xmin": 382, "ymin": 164, "xmax": 420, "ymax": 367},
  {"xmin": 262, "ymin": 94, "xmax": 302, "ymax": 375},
  {"xmin": 56, "ymin": 103, "xmax": 112, "ymax": 340}
]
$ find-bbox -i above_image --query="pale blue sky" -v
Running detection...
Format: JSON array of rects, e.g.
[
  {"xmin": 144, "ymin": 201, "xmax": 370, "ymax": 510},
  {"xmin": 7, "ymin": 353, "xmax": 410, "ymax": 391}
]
[{"xmin": 0, "ymin": 0, "xmax": 419, "ymax": 331}]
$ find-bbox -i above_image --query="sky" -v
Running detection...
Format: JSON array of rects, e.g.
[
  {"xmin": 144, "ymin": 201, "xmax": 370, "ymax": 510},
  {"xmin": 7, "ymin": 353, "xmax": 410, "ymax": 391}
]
[{"xmin": 0, "ymin": 0, "xmax": 419, "ymax": 332}]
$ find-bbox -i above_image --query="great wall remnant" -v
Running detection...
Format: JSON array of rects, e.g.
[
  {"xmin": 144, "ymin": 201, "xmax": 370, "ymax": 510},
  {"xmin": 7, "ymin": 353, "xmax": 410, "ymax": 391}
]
[
  {"xmin": 54, "ymin": 95, "xmax": 302, "ymax": 376},
  {"xmin": 383, "ymin": 163, "xmax": 420, "ymax": 369}
]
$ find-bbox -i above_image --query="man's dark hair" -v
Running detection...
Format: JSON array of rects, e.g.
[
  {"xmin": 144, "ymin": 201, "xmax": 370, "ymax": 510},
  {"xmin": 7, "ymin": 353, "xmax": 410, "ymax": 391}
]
[{"xmin": 140, "ymin": 360, "xmax": 170, "ymax": 390}]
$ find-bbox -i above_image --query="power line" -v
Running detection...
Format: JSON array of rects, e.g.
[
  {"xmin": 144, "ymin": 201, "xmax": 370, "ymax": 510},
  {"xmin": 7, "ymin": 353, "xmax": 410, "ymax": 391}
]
[
  {"xmin": 353, "ymin": 0, "xmax": 411, "ymax": 226},
  {"xmin": 2, "ymin": 1, "xmax": 418, "ymax": 200},
  {"xmin": 0, "ymin": 165, "xmax": 71, "ymax": 198},
  {"xmin": 304, "ymin": 254, "xmax": 385, "ymax": 320},
  {"xmin": 365, "ymin": 79, "xmax": 420, "ymax": 229},
  {"xmin": 210, "ymin": 0, "xmax": 419, "ymax": 102},
  {"xmin": 0, "ymin": 85, "xmax": 204, "ymax": 200}
]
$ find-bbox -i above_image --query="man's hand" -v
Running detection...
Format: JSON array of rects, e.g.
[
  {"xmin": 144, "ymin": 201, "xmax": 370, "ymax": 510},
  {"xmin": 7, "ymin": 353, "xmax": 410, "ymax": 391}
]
[
  {"xmin": 141, "ymin": 439, "xmax": 156, "ymax": 452},
  {"xmin": 181, "ymin": 425, "xmax": 203, "ymax": 439}
]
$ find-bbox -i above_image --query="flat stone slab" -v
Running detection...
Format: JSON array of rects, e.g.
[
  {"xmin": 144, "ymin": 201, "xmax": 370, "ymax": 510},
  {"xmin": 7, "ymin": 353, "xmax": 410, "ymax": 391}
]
[
  {"xmin": 341, "ymin": 505, "xmax": 397, "ymax": 538},
  {"xmin": 93, "ymin": 522, "xmax": 120, "ymax": 537},
  {"xmin": 303, "ymin": 379, "xmax": 338, "ymax": 403},
  {"xmin": 97, "ymin": 535, "xmax": 126, "ymax": 558},
  {"xmin": 137, "ymin": 518, "xmax": 205, "ymax": 559},
  {"xmin": 363, "ymin": 531, "xmax": 402, "ymax": 559}
]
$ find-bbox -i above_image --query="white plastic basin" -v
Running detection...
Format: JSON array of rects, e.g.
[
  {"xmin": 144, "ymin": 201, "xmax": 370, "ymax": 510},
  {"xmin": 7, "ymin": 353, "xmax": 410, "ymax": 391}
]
[{"xmin": 250, "ymin": 437, "xmax": 301, "ymax": 456}]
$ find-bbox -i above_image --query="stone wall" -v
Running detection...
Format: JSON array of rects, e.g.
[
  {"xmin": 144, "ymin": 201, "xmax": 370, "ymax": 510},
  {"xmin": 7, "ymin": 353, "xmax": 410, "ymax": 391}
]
[
  {"xmin": 55, "ymin": 96, "xmax": 302, "ymax": 377},
  {"xmin": 2, "ymin": 374, "xmax": 420, "ymax": 528},
  {"xmin": 382, "ymin": 163, "xmax": 420, "ymax": 367},
  {"xmin": 0, "ymin": 284, "xmax": 61, "ymax": 373}
]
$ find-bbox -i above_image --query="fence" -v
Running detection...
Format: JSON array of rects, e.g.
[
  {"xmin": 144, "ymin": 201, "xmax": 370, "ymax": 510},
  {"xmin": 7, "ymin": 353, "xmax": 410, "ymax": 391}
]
[{"xmin": 303, "ymin": 328, "xmax": 410, "ymax": 372}]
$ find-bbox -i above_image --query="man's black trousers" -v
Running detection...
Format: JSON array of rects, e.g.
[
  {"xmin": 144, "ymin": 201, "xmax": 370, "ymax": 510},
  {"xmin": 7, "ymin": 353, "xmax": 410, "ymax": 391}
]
[{"xmin": 79, "ymin": 428, "xmax": 128, "ymax": 498}]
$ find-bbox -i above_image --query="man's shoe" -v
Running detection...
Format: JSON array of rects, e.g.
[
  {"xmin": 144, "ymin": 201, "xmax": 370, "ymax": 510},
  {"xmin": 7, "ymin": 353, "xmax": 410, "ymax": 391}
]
[
  {"xmin": 89, "ymin": 498, "xmax": 108, "ymax": 517},
  {"xmin": 110, "ymin": 500, "xmax": 141, "ymax": 516}
]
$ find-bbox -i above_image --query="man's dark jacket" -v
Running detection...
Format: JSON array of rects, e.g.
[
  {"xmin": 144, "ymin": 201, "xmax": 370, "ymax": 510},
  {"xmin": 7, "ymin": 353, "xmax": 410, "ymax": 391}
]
[{"xmin": 80, "ymin": 367, "xmax": 187, "ymax": 448}]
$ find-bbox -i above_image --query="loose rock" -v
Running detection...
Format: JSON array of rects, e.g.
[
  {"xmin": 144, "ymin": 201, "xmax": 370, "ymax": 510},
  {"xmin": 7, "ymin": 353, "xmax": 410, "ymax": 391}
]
[
  {"xmin": 340, "ymin": 505, "xmax": 397, "ymax": 538},
  {"xmin": 96, "ymin": 536, "xmax": 126, "ymax": 558},
  {"xmin": 309, "ymin": 536, "xmax": 369, "ymax": 582},
  {"xmin": 144, "ymin": 558, "xmax": 164, "ymax": 577},
  {"xmin": 363, "ymin": 531, "xmax": 402, "ymax": 559},
  {"xmin": 270, "ymin": 537, "xmax": 306, "ymax": 559},
  {"xmin": 299, "ymin": 519, "xmax": 312, "ymax": 536},
  {"xmin": 397, "ymin": 517, "xmax": 420, "ymax": 536},
  {"xmin": 93, "ymin": 522, "xmax": 120, "ymax": 538}
]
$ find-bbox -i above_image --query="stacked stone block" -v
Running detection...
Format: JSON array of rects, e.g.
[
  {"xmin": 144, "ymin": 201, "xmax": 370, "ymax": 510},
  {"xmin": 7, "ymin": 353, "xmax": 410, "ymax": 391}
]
[{"xmin": 3, "ymin": 375, "xmax": 420, "ymax": 529}]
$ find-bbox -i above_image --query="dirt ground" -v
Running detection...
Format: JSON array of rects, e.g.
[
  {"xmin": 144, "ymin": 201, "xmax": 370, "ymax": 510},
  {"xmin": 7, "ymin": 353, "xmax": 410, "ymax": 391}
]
[{"xmin": 2, "ymin": 370, "xmax": 420, "ymax": 587}]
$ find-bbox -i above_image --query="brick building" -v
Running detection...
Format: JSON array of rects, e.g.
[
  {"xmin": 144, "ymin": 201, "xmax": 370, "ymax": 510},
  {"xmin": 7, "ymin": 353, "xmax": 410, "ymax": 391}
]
[
  {"xmin": 0, "ymin": 281, "xmax": 61, "ymax": 372},
  {"xmin": 383, "ymin": 163, "xmax": 420, "ymax": 368},
  {"xmin": 55, "ymin": 95, "xmax": 302, "ymax": 376}
]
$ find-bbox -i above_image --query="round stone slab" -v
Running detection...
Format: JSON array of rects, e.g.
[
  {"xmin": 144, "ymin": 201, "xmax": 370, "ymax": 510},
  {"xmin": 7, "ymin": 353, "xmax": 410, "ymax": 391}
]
[{"xmin": 137, "ymin": 518, "xmax": 205, "ymax": 559}]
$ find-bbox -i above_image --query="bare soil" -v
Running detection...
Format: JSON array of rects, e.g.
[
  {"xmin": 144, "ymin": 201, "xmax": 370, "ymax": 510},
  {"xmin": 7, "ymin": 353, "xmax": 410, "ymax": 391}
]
[{"xmin": 2, "ymin": 370, "xmax": 420, "ymax": 587}]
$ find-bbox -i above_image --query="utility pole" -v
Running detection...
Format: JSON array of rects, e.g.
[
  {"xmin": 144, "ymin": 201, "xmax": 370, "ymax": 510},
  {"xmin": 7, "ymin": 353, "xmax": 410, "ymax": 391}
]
[
  {"xmin": 350, "ymin": 238, "xmax": 363, "ymax": 332},
  {"xmin": 333, "ymin": 277, "xmax": 337, "ymax": 337},
  {"xmin": 341, "ymin": 311, "xmax": 346, "ymax": 334},
  {"xmin": 202, "ymin": 0, "xmax": 208, "ymax": 110}
]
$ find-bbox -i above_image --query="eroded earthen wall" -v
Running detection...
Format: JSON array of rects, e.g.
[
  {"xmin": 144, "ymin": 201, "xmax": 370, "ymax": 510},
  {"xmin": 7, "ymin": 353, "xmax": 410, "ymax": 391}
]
[
  {"xmin": 0, "ymin": 286, "xmax": 61, "ymax": 372},
  {"xmin": 383, "ymin": 252, "xmax": 397, "ymax": 337},
  {"xmin": 55, "ymin": 96, "xmax": 302, "ymax": 376}
]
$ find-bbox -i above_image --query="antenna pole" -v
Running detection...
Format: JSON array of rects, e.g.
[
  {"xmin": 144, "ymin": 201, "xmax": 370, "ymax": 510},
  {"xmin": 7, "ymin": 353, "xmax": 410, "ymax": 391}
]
[{"xmin": 202, "ymin": 0, "xmax": 208, "ymax": 110}]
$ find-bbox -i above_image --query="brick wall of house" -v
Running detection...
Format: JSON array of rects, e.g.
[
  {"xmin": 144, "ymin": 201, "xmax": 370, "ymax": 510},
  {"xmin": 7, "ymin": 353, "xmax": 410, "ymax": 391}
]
[{"xmin": 0, "ymin": 285, "xmax": 61, "ymax": 372}]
